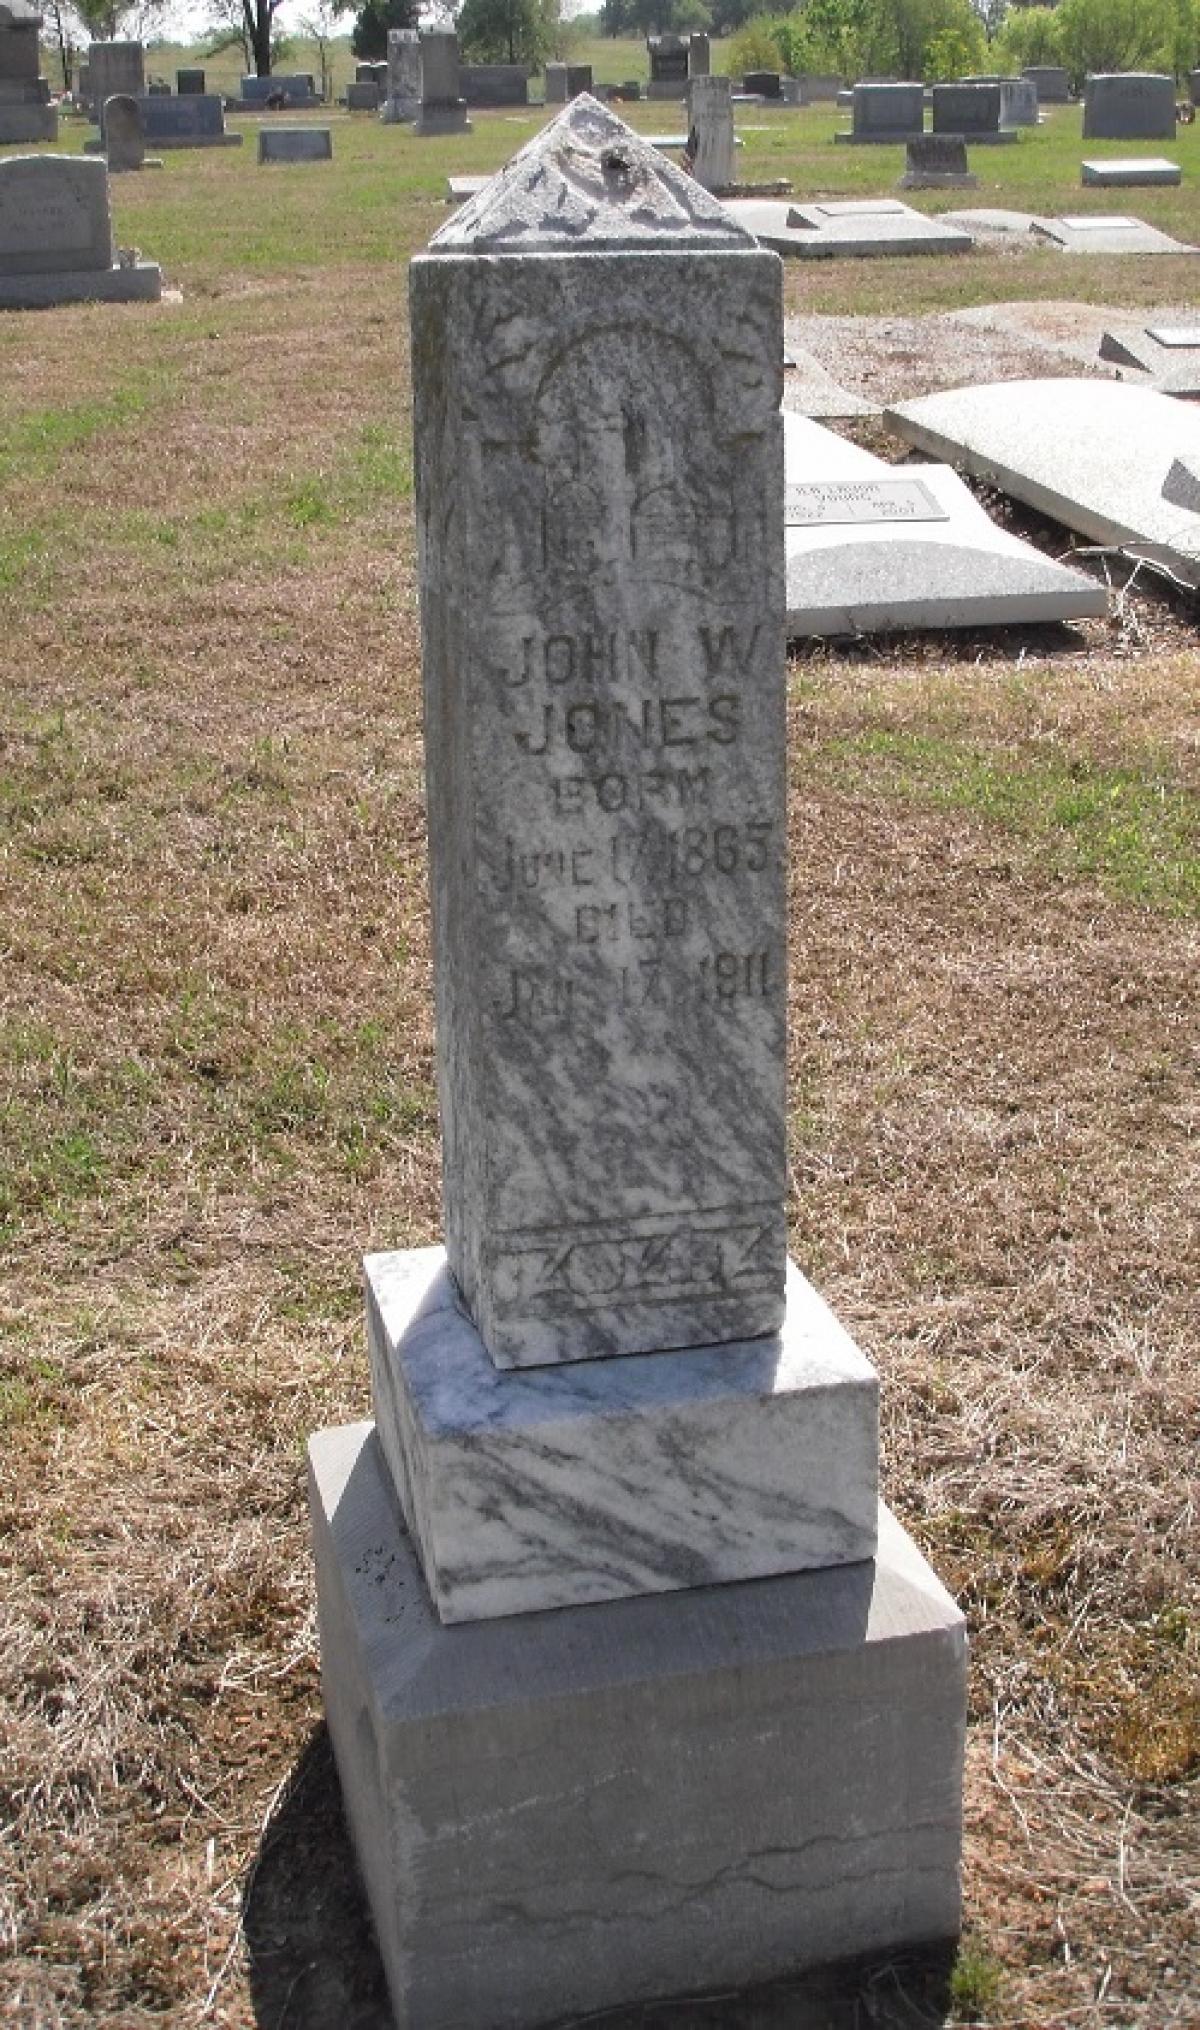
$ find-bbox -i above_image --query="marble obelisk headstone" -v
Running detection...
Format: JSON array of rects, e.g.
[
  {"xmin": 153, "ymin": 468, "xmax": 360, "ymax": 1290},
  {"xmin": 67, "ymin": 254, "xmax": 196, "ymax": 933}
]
[
  {"xmin": 413, "ymin": 97, "xmax": 787, "ymax": 1367},
  {"xmin": 307, "ymin": 97, "xmax": 965, "ymax": 2030}
]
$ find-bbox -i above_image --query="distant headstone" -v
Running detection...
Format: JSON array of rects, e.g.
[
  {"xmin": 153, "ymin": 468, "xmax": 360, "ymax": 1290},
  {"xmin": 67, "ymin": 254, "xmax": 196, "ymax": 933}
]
[
  {"xmin": 686, "ymin": 73, "xmax": 734, "ymax": 190},
  {"xmin": 416, "ymin": 30, "xmax": 469, "ymax": 136},
  {"xmin": 176, "ymin": 67, "xmax": 205, "ymax": 94},
  {"xmin": 930, "ymin": 82, "xmax": 1014, "ymax": 142},
  {"xmin": 346, "ymin": 79, "xmax": 381, "ymax": 109},
  {"xmin": 1190, "ymin": 67, "xmax": 1200, "ymax": 106},
  {"xmin": 743, "ymin": 71, "xmax": 782, "ymax": 99},
  {"xmin": 0, "ymin": 0, "xmax": 57, "ymax": 143},
  {"xmin": 103, "ymin": 92, "xmax": 144, "ymax": 171},
  {"xmin": 956, "ymin": 75, "xmax": 1037, "ymax": 126},
  {"xmin": 0, "ymin": 152, "xmax": 161, "ymax": 306},
  {"xmin": 135, "ymin": 92, "xmax": 240, "ymax": 146},
  {"xmin": 460, "ymin": 63, "xmax": 528, "ymax": 108},
  {"xmin": 689, "ymin": 32, "xmax": 709, "ymax": 77},
  {"xmin": 240, "ymin": 73, "xmax": 320, "ymax": 107},
  {"xmin": 546, "ymin": 62, "xmax": 591, "ymax": 103},
  {"xmin": 646, "ymin": 31, "xmax": 688, "ymax": 99},
  {"xmin": 839, "ymin": 80, "xmax": 924, "ymax": 144},
  {"xmin": 257, "ymin": 125, "xmax": 332, "ymax": 161},
  {"xmin": 1083, "ymin": 72, "xmax": 1175, "ymax": 140},
  {"xmin": 86, "ymin": 39, "xmax": 143, "ymax": 115},
  {"xmin": 796, "ymin": 73, "xmax": 842, "ymax": 102},
  {"xmin": 1082, "ymin": 155, "xmax": 1180, "ymax": 185},
  {"xmin": 381, "ymin": 28, "xmax": 420, "ymax": 123},
  {"xmin": 901, "ymin": 132, "xmax": 977, "ymax": 187},
  {"xmin": 1023, "ymin": 65, "xmax": 1070, "ymax": 104}
]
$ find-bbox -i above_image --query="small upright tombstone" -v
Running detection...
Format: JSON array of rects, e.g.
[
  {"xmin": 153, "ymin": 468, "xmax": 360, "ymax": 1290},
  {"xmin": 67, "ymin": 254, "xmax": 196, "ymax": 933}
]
[
  {"xmin": 0, "ymin": 152, "xmax": 161, "ymax": 306},
  {"xmin": 176, "ymin": 67, "xmax": 205, "ymax": 93},
  {"xmin": 415, "ymin": 30, "xmax": 469, "ymax": 136},
  {"xmin": 544, "ymin": 62, "xmax": 567, "ymax": 104},
  {"xmin": 381, "ymin": 27, "xmax": 420, "ymax": 122},
  {"xmin": 646, "ymin": 31, "xmax": 689, "ymax": 99},
  {"xmin": 838, "ymin": 79, "xmax": 924, "ymax": 143},
  {"xmin": 257, "ymin": 125, "xmax": 332, "ymax": 161},
  {"xmin": 686, "ymin": 72, "xmax": 734, "ymax": 190},
  {"xmin": 0, "ymin": 0, "xmax": 57, "ymax": 144},
  {"xmin": 309, "ymin": 92, "xmax": 966, "ymax": 2027},
  {"xmin": 103, "ymin": 93, "xmax": 145, "ymax": 171},
  {"xmin": 901, "ymin": 131, "xmax": 978, "ymax": 187},
  {"xmin": 1023, "ymin": 64, "xmax": 1070, "ymax": 103},
  {"xmin": 1083, "ymin": 72, "xmax": 1176, "ymax": 139},
  {"xmin": 930, "ymin": 81, "xmax": 1014, "ymax": 142},
  {"xmin": 689, "ymin": 31, "xmax": 710, "ymax": 76},
  {"xmin": 86, "ymin": 39, "xmax": 143, "ymax": 115}
]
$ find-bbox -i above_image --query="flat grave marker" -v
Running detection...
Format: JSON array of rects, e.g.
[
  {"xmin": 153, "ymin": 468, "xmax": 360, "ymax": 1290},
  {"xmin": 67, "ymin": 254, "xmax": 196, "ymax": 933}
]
[{"xmin": 782, "ymin": 408, "xmax": 1105, "ymax": 635}]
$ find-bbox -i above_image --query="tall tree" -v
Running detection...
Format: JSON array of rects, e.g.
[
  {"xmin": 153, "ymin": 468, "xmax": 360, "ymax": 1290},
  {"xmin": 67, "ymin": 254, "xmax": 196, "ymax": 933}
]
[
  {"xmin": 338, "ymin": 0, "xmax": 417, "ymax": 59},
  {"xmin": 455, "ymin": 0, "xmax": 558, "ymax": 64},
  {"xmin": 205, "ymin": 0, "xmax": 287, "ymax": 75}
]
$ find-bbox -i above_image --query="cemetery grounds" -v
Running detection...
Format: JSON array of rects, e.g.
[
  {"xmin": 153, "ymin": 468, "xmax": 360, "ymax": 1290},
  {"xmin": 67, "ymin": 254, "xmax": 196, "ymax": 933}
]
[{"xmin": 0, "ymin": 91, "xmax": 1197, "ymax": 2029}]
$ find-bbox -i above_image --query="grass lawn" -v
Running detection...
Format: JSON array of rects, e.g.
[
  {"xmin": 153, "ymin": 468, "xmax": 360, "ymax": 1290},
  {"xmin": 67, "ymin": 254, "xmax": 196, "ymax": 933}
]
[{"xmin": 1, "ymin": 100, "xmax": 1197, "ymax": 2029}]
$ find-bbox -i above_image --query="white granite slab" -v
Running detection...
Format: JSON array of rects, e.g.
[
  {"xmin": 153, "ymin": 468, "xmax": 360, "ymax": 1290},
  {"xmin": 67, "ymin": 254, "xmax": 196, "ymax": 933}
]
[
  {"xmin": 1081, "ymin": 156, "xmax": 1181, "ymax": 186},
  {"xmin": 1099, "ymin": 322, "xmax": 1200, "ymax": 393},
  {"xmin": 783, "ymin": 411, "xmax": 1105, "ymax": 636},
  {"xmin": 885, "ymin": 377, "xmax": 1200, "ymax": 587},
  {"xmin": 723, "ymin": 195, "xmax": 972, "ymax": 258},
  {"xmin": 364, "ymin": 1245, "xmax": 879, "ymax": 1623},
  {"xmin": 1031, "ymin": 212, "xmax": 1195, "ymax": 254},
  {"xmin": 446, "ymin": 172, "xmax": 488, "ymax": 202}
]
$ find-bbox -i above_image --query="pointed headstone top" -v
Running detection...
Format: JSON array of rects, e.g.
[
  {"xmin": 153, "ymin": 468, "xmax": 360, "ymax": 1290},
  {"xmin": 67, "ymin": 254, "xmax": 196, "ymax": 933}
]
[{"xmin": 426, "ymin": 93, "xmax": 756, "ymax": 255}]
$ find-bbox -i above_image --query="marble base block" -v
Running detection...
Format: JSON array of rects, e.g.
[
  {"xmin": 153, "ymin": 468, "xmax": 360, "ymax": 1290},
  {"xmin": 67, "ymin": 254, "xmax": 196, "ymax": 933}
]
[
  {"xmin": 365, "ymin": 1245, "xmax": 879, "ymax": 1623},
  {"xmin": 309, "ymin": 1420, "xmax": 967, "ymax": 2030}
]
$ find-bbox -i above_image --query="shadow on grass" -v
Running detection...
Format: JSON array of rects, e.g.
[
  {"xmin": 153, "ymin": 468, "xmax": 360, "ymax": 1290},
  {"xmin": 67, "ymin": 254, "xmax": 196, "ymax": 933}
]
[{"xmin": 244, "ymin": 1725, "xmax": 956, "ymax": 2030}]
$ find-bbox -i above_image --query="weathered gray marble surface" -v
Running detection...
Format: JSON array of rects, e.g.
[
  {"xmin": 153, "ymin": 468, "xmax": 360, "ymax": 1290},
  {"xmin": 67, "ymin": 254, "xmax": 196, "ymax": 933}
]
[
  {"xmin": 309, "ymin": 1417, "xmax": 967, "ymax": 2029},
  {"xmin": 414, "ymin": 98, "xmax": 788, "ymax": 1366},
  {"xmin": 885, "ymin": 377, "xmax": 1200, "ymax": 587},
  {"xmin": 365, "ymin": 1245, "xmax": 879, "ymax": 1622},
  {"xmin": 783, "ymin": 411, "xmax": 1105, "ymax": 636}
]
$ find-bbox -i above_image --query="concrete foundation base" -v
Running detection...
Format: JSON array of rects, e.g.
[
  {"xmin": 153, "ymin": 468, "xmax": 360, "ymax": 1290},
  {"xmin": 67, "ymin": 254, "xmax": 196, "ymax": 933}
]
[
  {"xmin": 309, "ymin": 1419, "xmax": 967, "ymax": 2030},
  {"xmin": 84, "ymin": 132, "xmax": 242, "ymax": 151},
  {"xmin": 0, "ymin": 260, "xmax": 162, "ymax": 308}
]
